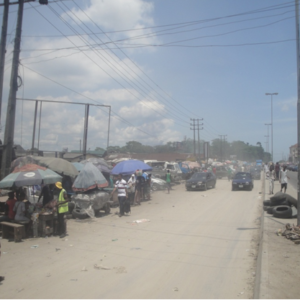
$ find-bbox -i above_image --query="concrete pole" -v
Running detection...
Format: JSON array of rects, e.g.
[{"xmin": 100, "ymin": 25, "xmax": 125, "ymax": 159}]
[
  {"xmin": 1, "ymin": 0, "xmax": 24, "ymax": 178},
  {"xmin": 82, "ymin": 104, "xmax": 89, "ymax": 160},
  {"xmin": 295, "ymin": 0, "xmax": 300, "ymax": 226},
  {"xmin": 107, "ymin": 106, "xmax": 111, "ymax": 150},
  {"xmin": 0, "ymin": 0, "xmax": 9, "ymax": 126},
  {"xmin": 31, "ymin": 100, "xmax": 38, "ymax": 154}
]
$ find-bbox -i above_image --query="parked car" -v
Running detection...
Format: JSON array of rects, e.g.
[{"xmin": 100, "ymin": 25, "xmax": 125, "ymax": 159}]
[
  {"xmin": 151, "ymin": 174, "xmax": 167, "ymax": 191},
  {"xmin": 186, "ymin": 172, "xmax": 216, "ymax": 191},
  {"xmin": 232, "ymin": 172, "xmax": 254, "ymax": 191},
  {"xmin": 289, "ymin": 165, "xmax": 298, "ymax": 172}
]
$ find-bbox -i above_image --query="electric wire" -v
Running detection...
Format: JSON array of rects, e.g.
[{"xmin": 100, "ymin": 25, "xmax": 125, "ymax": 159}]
[
  {"xmin": 68, "ymin": 0, "xmax": 197, "ymax": 121},
  {"xmin": 48, "ymin": 3, "xmax": 190, "ymax": 128}
]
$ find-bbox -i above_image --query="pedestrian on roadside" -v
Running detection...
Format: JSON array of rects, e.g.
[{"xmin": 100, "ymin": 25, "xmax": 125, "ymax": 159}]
[
  {"xmin": 227, "ymin": 167, "xmax": 232, "ymax": 181},
  {"xmin": 166, "ymin": 169, "xmax": 172, "ymax": 194},
  {"xmin": 269, "ymin": 168, "xmax": 275, "ymax": 195},
  {"xmin": 127, "ymin": 174, "xmax": 136, "ymax": 205},
  {"xmin": 275, "ymin": 162, "xmax": 280, "ymax": 180},
  {"xmin": 134, "ymin": 170, "xmax": 145, "ymax": 205},
  {"xmin": 279, "ymin": 166, "xmax": 290, "ymax": 193},
  {"xmin": 111, "ymin": 174, "xmax": 128, "ymax": 217},
  {"xmin": 212, "ymin": 166, "xmax": 216, "ymax": 175},
  {"xmin": 264, "ymin": 162, "xmax": 269, "ymax": 174},
  {"xmin": 55, "ymin": 182, "xmax": 69, "ymax": 238}
]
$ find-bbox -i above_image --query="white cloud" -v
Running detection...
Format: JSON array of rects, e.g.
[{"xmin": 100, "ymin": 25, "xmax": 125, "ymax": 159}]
[{"xmin": 276, "ymin": 97, "xmax": 296, "ymax": 112}]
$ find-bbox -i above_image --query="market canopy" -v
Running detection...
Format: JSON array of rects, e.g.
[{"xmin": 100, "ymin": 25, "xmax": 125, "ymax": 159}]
[
  {"xmin": 72, "ymin": 162, "xmax": 108, "ymax": 192},
  {"xmin": 0, "ymin": 164, "xmax": 62, "ymax": 189},
  {"xmin": 111, "ymin": 159, "xmax": 152, "ymax": 175},
  {"xmin": 80, "ymin": 157, "xmax": 112, "ymax": 174}
]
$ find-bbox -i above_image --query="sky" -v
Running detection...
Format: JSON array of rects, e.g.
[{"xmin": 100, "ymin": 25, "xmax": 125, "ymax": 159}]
[{"xmin": 0, "ymin": 0, "xmax": 297, "ymax": 162}]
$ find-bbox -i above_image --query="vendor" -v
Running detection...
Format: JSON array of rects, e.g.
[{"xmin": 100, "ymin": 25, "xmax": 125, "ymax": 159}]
[
  {"xmin": 13, "ymin": 192, "xmax": 30, "ymax": 223},
  {"xmin": 0, "ymin": 192, "xmax": 17, "ymax": 222},
  {"xmin": 38, "ymin": 182, "xmax": 53, "ymax": 207},
  {"xmin": 55, "ymin": 182, "xmax": 69, "ymax": 239}
]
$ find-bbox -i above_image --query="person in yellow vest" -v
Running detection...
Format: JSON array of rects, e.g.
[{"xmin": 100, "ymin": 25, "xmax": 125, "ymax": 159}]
[{"xmin": 55, "ymin": 181, "xmax": 69, "ymax": 238}]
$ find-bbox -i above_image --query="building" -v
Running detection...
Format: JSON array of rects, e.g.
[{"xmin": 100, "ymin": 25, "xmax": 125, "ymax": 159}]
[{"xmin": 289, "ymin": 144, "xmax": 298, "ymax": 163}]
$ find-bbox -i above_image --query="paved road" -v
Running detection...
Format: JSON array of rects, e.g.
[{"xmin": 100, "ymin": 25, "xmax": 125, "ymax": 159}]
[{"xmin": 0, "ymin": 179, "xmax": 262, "ymax": 299}]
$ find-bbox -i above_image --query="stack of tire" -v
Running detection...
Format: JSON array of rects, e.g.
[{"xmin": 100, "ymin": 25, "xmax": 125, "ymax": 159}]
[{"xmin": 263, "ymin": 192, "xmax": 297, "ymax": 218}]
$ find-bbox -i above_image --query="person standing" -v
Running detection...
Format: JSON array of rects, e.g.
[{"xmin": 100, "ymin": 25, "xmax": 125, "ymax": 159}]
[
  {"xmin": 275, "ymin": 162, "xmax": 280, "ymax": 180},
  {"xmin": 111, "ymin": 174, "xmax": 128, "ymax": 217},
  {"xmin": 166, "ymin": 170, "xmax": 172, "ymax": 194},
  {"xmin": 227, "ymin": 167, "xmax": 232, "ymax": 181},
  {"xmin": 127, "ymin": 174, "xmax": 136, "ymax": 205},
  {"xmin": 55, "ymin": 182, "xmax": 69, "ymax": 238},
  {"xmin": 279, "ymin": 166, "xmax": 290, "ymax": 193},
  {"xmin": 38, "ymin": 183, "xmax": 53, "ymax": 207},
  {"xmin": 134, "ymin": 170, "xmax": 145, "ymax": 205},
  {"xmin": 269, "ymin": 168, "xmax": 275, "ymax": 195}
]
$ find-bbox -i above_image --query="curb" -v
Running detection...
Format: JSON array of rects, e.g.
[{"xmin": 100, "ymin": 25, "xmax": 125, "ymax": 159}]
[{"xmin": 253, "ymin": 175, "xmax": 265, "ymax": 299}]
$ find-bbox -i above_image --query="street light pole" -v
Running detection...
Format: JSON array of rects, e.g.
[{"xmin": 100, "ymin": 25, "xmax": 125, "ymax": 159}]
[
  {"xmin": 264, "ymin": 123, "xmax": 271, "ymax": 154},
  {"xmin": 265, "ymin": 93, "xmax": 278, "ymax": 162}
]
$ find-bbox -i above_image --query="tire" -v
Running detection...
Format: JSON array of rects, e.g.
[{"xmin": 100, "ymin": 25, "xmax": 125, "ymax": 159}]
[
  {"xmin": 213, "ymin": 181, "xmax": 216, "ymax": 189},
  {"xmin": 263, "ymin": 205, "xmax": 269, "ymax": 211},
  {"xmin": 272, "ymin": 205, "xmax": 292, "ymax": 219},
  {"xmin": 104, "ymin": 203, "xmax": 111, "ymax": 214},
  {"xmin": 68, "ymin": 202, "xmax": 75, "ymax": 214},
  {"xmin": 263, "ymin": 200, "xmax": 271, "ymax": 206},
  {"xmin": 285, "ymin": 194, "xmax": 298, "ymax": 208},
  {"xmin": 270, "ymin": 192, "xmax": 287, "ymax": 205},
  {"xmin": 203, "ymin": 183, "xmax": 207, "ymax": 191},
  {"xmin": 232, "ymin": 186, "xmax": 235, "ymax": 191},
  {"xmin": 266, "ymin": 206, "xmax": 274, "ymax": 214},
  {"xmin": 152, "ymin": 184, "xmax": 158, "ymax": 191},
  {"xmin": 72, "ymin": 207, "xmax": 88, "ymax": 219}
]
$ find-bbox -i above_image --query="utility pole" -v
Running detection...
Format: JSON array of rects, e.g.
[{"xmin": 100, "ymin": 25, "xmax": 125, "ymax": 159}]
[
  {"xmin": 0, "ymin": 0, "xmax": 43, "ymax": 179},
  {"xmin": 219, "ymin": 135, "xmax": 227, "ymax": 162},
  {"xmin": 1, "ymin": 0, "xmax": 24, "ymax": 178},
  {"xmin": 295, "ymin": 0, "xmax": 300, "ymax": 226},
  {"xmin": 196, "ymin": 119, "xmax": 203, "ymax": 163},
  {"xmin": 190, "ymin": 119, "xmax": 196, "ymax": 159},
  {"xmin": 0, "ymin": 0, "xmax": 9, "ymax": 127}
]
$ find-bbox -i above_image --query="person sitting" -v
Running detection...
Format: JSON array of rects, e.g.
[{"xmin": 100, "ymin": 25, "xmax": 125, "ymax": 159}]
[
  {"xmin": 0, "ymin": 192, "xmax": 17, "ymax": 222},
  {"xmin": 14, "ymin": 193, "xmax": 30, "ymax": 223}
]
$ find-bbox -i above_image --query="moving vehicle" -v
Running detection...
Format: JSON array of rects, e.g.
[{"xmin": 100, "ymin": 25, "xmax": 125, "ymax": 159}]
[
  {"xmin": 151, "ymin": 174, "xmax": 167, "ymax": 191},
  {"xmin": 215, "ymin": 165, "xmax": 229, "ymax": 179},
  {"xmin": 145, "ymin": 160, "xmax": 182, "ymax": 182},
  {"xmin": 185, "ymin": 172, "xmax": 216, "ymax": 191},
  {"xmin": 232, "ymin": 172, "xmax": 253, "ymax": 191}
]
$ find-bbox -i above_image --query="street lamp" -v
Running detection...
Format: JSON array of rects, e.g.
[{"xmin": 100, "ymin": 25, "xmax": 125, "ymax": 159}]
[
  {"xmin": 264, "ymin": 123, "xmax": 271, "ymax": 153},
  {"xmin": 265, "ymin": 93, "xmax": 278, "ymax": 161}
]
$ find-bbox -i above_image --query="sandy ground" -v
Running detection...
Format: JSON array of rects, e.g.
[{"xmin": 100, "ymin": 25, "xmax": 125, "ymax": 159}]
[
  {"xmin": 0, "ymin": 179, "xmax": 262, "ymax": 299},
  {"xmin": 259, "ymin": 175, "xmax": 300, "ymax": 299}
]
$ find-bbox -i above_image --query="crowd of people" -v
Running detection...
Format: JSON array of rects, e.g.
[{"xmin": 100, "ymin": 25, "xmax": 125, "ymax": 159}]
[
  {"xmin": 265, "ymin": 162, "xmax": 290, "ymax": 195},
  {"xmin": 111, "ymin": 169, "xmax": 153, "ymax": 217}
]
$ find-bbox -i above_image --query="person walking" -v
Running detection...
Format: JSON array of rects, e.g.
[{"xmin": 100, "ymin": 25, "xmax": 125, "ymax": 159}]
[
  {"xmin": 166, "ymin": 170, "xmax": 172, "ymax": 194},
  {"xmin": 279, "ymin": 166, "xmax": 290, "ymax": 193},
  {"xmin": 111, "ymin": 174, "xmax": 128, "ymax": 217},
  {"xmin": 55, "ymin": 182, "xmax": 69, "ymax": 238},
  {"xmin": 227, "ymin": 167, "xmax": 232, "ymax": 181}
]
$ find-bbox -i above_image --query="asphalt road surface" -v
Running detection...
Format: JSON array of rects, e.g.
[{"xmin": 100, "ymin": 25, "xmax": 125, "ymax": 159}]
[{"xmin": 0, "ymin": 179, "xmax": 262, "ymax": 299}]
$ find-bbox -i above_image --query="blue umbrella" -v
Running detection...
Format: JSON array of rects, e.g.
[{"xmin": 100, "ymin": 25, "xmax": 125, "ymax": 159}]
[{"xmin": 111, "ymin": 159, "xmax": 152, "ymax": 175}]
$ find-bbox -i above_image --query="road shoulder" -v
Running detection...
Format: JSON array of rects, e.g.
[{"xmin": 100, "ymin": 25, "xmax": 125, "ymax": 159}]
[{"xmin": 257, "ymin": 175, "xmax": 300, "ymax": 299}]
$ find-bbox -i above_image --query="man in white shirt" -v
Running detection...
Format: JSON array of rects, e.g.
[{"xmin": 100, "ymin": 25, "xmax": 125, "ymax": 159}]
[
  {"xmin": 111, "ymin": 174, "xmax": 128, "ymax": 217},
  {"xmin": 279, "ymin": 166, "xmax": 290, "ymax": 193}
]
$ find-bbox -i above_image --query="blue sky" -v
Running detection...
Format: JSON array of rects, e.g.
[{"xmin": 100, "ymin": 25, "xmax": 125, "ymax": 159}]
[{"xmin": 0, "ymin": 0, "xmax": 297, "ymax": 161}]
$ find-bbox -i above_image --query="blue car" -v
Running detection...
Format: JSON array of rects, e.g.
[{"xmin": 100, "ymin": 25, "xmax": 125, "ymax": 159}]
[{"xmin": 232, "ymin": 172, "xmax": 254, "ymax": 191}]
